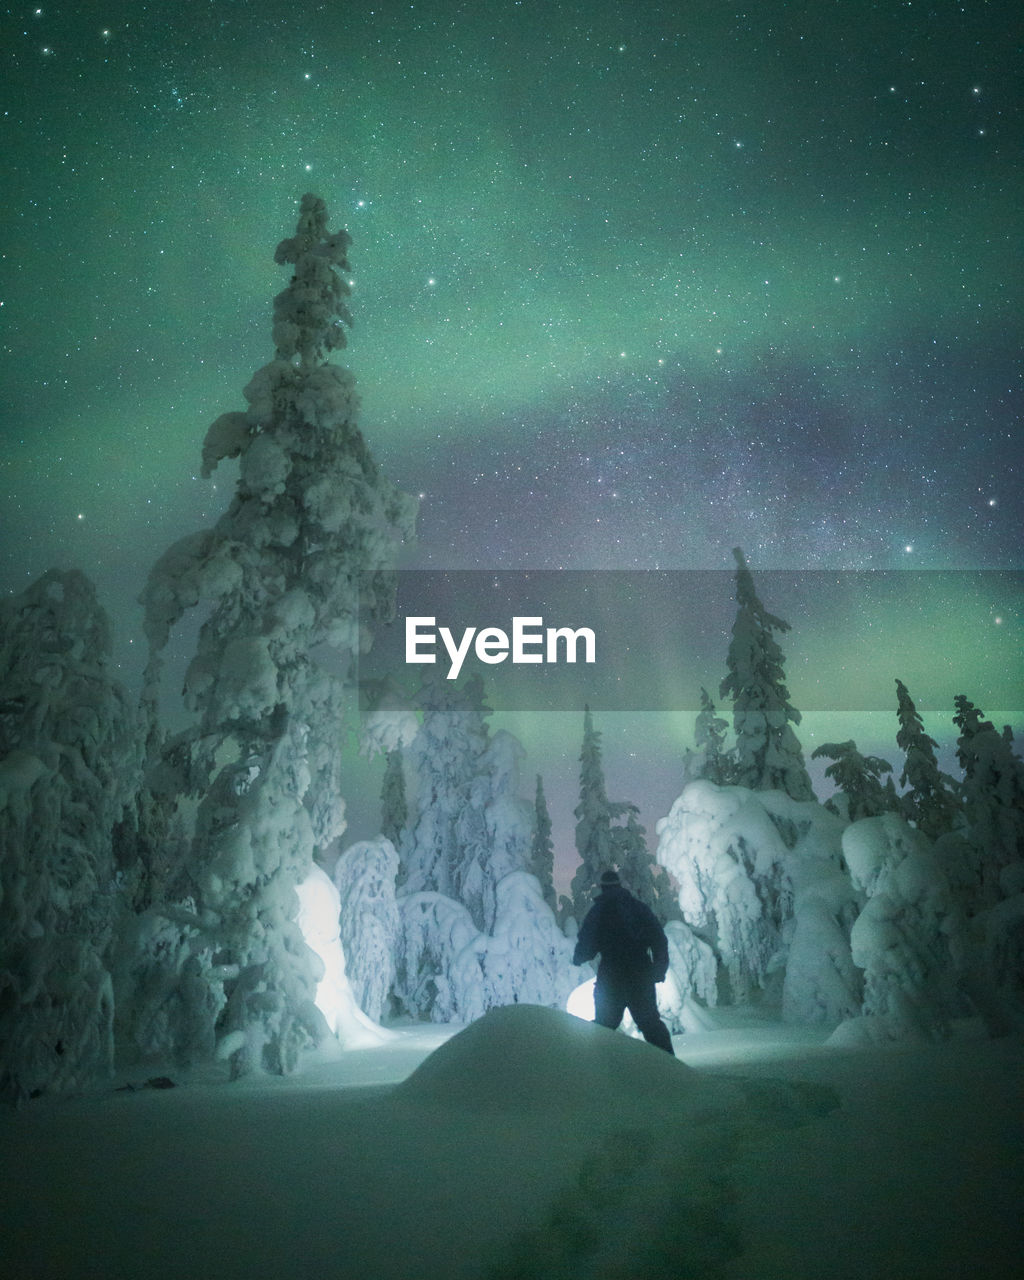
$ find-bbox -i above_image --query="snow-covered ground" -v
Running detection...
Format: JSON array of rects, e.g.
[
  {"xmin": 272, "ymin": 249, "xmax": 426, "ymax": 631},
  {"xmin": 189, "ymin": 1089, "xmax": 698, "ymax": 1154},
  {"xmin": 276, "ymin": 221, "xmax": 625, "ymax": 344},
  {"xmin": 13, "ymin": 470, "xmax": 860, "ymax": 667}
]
[{"xmin": 0, "ymin": 1006, "xmax": 1020, "ymax": 1280}]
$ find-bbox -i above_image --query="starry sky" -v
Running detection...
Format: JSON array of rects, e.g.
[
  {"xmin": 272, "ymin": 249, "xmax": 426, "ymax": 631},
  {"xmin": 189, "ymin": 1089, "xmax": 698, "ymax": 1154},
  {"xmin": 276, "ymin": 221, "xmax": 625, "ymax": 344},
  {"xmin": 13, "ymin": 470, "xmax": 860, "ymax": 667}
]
[{"xmin": 2, "ymin": 0, "xmax": 1021, "ymax": 864}]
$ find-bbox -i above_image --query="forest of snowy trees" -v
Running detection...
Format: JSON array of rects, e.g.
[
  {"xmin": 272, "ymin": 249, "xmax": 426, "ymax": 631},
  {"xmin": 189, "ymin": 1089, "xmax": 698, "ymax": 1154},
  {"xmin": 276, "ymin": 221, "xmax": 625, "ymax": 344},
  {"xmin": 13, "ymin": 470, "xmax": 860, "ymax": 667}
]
[{"xmin": 2, "ymin": 196, "xmax": 1022, "ymax": 1102}]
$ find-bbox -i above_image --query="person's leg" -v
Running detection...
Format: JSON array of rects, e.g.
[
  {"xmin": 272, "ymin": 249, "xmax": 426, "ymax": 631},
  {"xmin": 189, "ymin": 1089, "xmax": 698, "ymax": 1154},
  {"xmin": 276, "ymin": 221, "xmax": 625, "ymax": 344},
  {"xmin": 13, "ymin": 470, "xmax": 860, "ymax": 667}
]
[
  {"xmin": 627, "ymin": 979, "xmax": 675, "ymax": 1055},
  {"xmin": 593, "ymin": 969, "xmax": 627, "ymax": 1030}
]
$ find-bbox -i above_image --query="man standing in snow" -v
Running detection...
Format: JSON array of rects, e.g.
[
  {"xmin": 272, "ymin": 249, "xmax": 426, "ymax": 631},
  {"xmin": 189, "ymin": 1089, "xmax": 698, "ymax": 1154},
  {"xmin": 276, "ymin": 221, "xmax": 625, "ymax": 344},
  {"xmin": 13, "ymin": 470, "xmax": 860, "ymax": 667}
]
[{"xmin": 572, "ymin": 869, "xmax": 675, "ymax": 1054}]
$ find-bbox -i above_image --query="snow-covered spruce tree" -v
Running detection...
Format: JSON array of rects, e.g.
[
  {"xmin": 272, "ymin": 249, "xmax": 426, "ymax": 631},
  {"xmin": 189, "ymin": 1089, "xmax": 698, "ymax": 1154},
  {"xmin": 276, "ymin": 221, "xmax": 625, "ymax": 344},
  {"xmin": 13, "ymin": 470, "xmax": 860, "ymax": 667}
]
[
  {"xmin": 380, "ymin": 747, "xmax": 407, "ymax": 850},
  {"xmin": 942, "ymin": 698, "xmax": 1024, "ymax": 1027},
  {"xmin": 569, "ymin": 705, "xmax": 618, "ymax": 921},
  {"xmin": 953, "ymin": 695, "xmax": 987, "ymax": 775},
  {"xmin": 137, "ymin": 195, "xmax": 416, "ymax": 1076},
  {"xmin": 656, "ymin": 779, "xmax": 858, "ymax": 1017},
  {"xmin": 569, "ymin": 705, "xmax": 674, "ymax": 921},
  {"xmin": 395, "ymin": 873, "xmax": 577, "ymax": 1024},
  {"xmin": 0, "ymin": 570, "xmax": 138, "ymax": 1100},
  {"xmin": 400, "ymin": 677, "xmax": 533, "ymax": 934},
  {"xmin": 399, "ymin": 673, "xmax": 493, "ymax": 917},
  {"xmin": 395, "ymin": 678, "xmax": 570, "ymax": 1020},
  {"xmin": 691, "ymin": 686, "xmax": 733, "ymax": 785},
  {"xmin": 611, "ymin": 804, "xmax": 677, "ymax": 923},
  {"xmin": 812, "ymin": 740, "xmax": 898, "ymax": 823},
  {"xmin": 894, "ymin": 679, "xmax": 958, "ymax": 841},
  {"xmin": 569, "ymin": 706, "xmax": 674, "ymax": 922},
  {"xmin": 481, "ymin": 729, "xmax": 537, "ymax": 913},
  {"xmin": 482, "ymin": 870, "xmax": 577, "ymax": 1012},
  {"xmin": 530, "ymin": 774, "xmax": 557, "ymax": 911},
  {"xmin": 719, "ymin": 548, "xmax": 814, "ymax": 802},
  {"xmin": 394, "ymin": 892, "xmax": 482, "ymax": 1021},
  {"xmin": 658, "ymin": 921, "xmax": 720, "ymax": 1031},
  {"xmin": 333, "ymin": 837, "xmax": 401, "ymax": 1022},
  {"xmin": 836, "ymin": 812, "xmax": 966, "ymax": 1043},
  {"xmin": 953, "ymin": 695, "xmax": 1024, "ymax": 907}
]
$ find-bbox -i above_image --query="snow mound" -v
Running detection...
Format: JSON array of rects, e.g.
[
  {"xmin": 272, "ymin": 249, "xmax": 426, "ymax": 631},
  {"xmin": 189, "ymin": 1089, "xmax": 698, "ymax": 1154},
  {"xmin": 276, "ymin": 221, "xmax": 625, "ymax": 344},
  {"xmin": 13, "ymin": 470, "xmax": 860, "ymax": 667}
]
[{"xmin": 395, "ymin": 1002, "xmax": 694, "ymax": 1113}]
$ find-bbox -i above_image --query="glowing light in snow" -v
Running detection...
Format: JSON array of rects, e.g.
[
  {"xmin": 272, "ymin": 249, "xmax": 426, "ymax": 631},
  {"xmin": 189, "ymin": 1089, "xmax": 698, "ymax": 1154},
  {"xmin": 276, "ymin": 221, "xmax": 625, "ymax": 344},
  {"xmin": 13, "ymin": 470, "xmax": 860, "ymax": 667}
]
[
  {"xmin": 294, "ymin": 864, "xmax": 352, "ymax": 1036},
  {"xmin": 566, "ymin": 977, "xmax": 597, "ymax": 1021}
]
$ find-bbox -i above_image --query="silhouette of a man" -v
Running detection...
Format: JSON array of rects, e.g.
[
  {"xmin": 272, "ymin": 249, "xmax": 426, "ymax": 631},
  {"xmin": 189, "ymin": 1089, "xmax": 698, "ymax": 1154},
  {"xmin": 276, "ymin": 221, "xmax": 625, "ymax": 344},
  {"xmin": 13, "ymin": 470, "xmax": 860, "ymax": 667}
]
[{"xmin": 572, "ymin": 868, "xmax": 675, "ymax": 1054}]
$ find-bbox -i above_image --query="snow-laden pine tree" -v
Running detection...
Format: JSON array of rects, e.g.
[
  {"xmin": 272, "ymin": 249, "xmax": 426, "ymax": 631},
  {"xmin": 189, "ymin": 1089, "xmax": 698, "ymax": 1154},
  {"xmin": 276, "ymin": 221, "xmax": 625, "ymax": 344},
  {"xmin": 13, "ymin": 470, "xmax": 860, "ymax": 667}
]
[
  {"xmin": 610, "ymin": 805, "xmax": 677, "ymax": 923},
  {"xmin": 0, "ymin": 570, "xmax": 138, "ymax": 1100},
  {"xmin": 952, "ymin": 695, "xmax": 1024, "ymax": 911},
  {"xmin": 894, "ymin": 679, "xmax": 957, "ymax": 840},
  {"xmin": 656, "ymin": 778, "xmax": 856, "ymax": 1015},
  {"xmin": 333, "ymin": 837, "xmax": 401, "ymax": 1023},
  {"xmin": 719, "ymin": 548, "xmax": 814, "ymax": 802},
  {"xmin": 953, "ymin": 695, "xmax": 987, "ymax": 774},
  {"xmin": 838, "ymin": 813, "xmax": 966, "ymax": 1043},
  {"xmin": 136, "ymin": 194, "xmax": 416, "ymax": 1076},
  {"xmin": 569, "ymin": 706, "xmax": 671, "ymax": 922},
  {"xmin": 395, "ymin": 678, "xmax": 569, "ymax": 1020},
  {"xmin": 569, "ymin": 705, "xmax": 618, "ymax": 920},
  {"xmin": 530, "ymin": 774, "xmax": 557, "ymax": 911},
  {"xmin": 395, "ymin": 873, "xmax": 576, "ymax": 1024},
  {"xmin": 399, "ymin": 673, "xmax": 494, "ymax": 917},
  {"xmin": 480, "ymin": 729, "xmax": 537, "ymax": 919},
  {"xmin": 380, "ymin": 747, "xmax": 407, "ymax": 850},
  {"xmin": 400, "ymin": 675, "xmax": 534, "ymax": 934},
  {"xmin": 941, "ymin": 698, "xmax": 1024, "ymax": 1027},
  {"xmin": 812, "ymin": 740, "xmax": 898, "ymax": 823},
  {"xmin": 691, "ymin": 686, "xmax": 732, "ymax": 785}
]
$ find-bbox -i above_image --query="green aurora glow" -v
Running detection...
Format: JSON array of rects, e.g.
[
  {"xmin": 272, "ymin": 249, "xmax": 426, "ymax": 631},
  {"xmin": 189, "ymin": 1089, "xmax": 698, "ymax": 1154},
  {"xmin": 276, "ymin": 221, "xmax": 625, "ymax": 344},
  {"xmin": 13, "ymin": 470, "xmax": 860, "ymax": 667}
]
[{"xmin": 2, "ymin": 1, "xmax": 1020, "ymax": 855}]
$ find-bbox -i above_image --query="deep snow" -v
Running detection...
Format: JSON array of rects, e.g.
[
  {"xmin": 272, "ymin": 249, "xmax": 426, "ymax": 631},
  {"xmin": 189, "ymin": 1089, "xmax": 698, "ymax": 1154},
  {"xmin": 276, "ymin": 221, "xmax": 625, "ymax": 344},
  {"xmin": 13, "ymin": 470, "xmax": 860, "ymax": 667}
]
[{"xmin": 0, "ymin": 1006, "xmax": 1020, "ymax": 1280}]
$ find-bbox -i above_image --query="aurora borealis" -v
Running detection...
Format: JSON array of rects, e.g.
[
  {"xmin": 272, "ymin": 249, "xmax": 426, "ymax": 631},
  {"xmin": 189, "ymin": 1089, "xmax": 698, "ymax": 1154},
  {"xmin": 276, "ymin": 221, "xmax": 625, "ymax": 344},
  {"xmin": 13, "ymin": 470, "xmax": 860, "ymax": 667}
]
[{"xmin": 2, "ymin": 0, "xmax": 1021, "ymax": 850}]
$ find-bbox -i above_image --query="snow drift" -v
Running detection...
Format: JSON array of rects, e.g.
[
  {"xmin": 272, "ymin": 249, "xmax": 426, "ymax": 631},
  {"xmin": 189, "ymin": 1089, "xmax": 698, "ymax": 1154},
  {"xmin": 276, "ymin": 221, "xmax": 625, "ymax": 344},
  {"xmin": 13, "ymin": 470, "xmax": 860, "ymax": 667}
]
[{"xmin": 395, "ymin": 1002, "xmax": 695, "ymax": 1113}]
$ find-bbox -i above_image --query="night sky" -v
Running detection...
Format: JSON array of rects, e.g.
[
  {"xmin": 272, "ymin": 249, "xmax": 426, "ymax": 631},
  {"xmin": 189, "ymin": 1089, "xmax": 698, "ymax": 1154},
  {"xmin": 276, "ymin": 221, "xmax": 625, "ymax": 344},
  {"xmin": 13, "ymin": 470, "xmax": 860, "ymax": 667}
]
[{"xmin": 2, "ymin": 1, "xmax": 1021, "ymax": 866}]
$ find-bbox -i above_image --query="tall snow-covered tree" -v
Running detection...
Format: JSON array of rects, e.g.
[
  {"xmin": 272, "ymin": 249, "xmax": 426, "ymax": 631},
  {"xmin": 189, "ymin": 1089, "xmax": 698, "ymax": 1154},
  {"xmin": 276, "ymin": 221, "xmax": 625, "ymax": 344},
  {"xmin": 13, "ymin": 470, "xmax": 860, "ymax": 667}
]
[
  {"xmin": 692, "ymin": 686, "xmax": 732, "ymax": 785},
  {"xmin": 0, "ymin": 570, "xmax": 138, "ymax": 1100},
  {"xmin": 530, "ymin": 774, "xmax": 557, "ymax": 911},
  {"xmin": 812, "ymin": 740, "xmax": 897, "ymax": 823},
  {"xmin": 610, "ymin": 804, "xmax": 677, "ymax": 923},
  {"xmin": 477, "ymin": 729, "xmax": 536, "ymax": 924},
  {"xmin": 894, "ymin": 679, "xmax": 957, "ymax": 841},
  {"xmin": 719, "ymin": 548, "xmax": 814, "ymax": 801},
  {"xmin": 953, "ymin": 695, "xmax": 987, "ymax": 779},
  {"xmin": 380, "ymin": 747, "xmax": 407, "ymax": 850},
  {"xmin": 137, "ymin": 194, "xmax": 416, "ymax": 1076},
  {"xmin": 841, "ymin": 813, "xmax": 966, "ymax": 1042},
  {"xmin": 568, "ymin": 706, "xmax": 671, "ymax": 922},
  {"xmin": 953, "ymin": 695, "xmax": 1024, "ymax": 910},
  {"xmin": 400, "ymin": 674, "xmax": 492, "ymax": 908},
  {"xmin": 395, "ymin": 872, "xmax": 576, "ymax": 1024},
  {"xmin": 395, "ymin": 678, "xmax": 564, "ymax": 1020},
  {"xmin": 656, "ymin": 779, "xmax": 855, "ymax": 1012},
  {"xmin": 570, "ymin": 705, "xmax": 618, "ymax": 921},
  {"xmin": 399, "ymin": 675, "xmax": 532, "ymax": 935},
  {"xmin": 333, "ymin": 837, "xmax": 401, "ymax": 1022}
]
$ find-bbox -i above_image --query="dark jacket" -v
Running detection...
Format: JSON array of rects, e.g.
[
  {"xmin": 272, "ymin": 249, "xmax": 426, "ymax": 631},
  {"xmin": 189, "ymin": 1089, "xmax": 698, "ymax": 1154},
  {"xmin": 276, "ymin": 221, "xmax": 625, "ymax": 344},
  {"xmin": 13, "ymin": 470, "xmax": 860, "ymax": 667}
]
[{"xmin": 572, "ymin": 884, "xmax": 669, "ymax": 981}]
